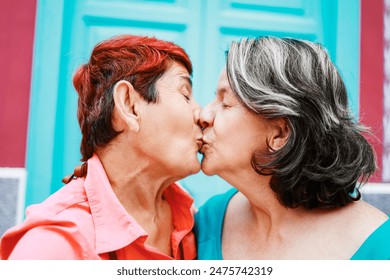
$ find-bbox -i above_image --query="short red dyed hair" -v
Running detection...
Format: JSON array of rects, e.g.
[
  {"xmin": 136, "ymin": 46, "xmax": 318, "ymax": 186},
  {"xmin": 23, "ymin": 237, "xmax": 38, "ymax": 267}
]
[{"xmin": 73, "ymin": 35, "xmax": 192, "ymax": 161}]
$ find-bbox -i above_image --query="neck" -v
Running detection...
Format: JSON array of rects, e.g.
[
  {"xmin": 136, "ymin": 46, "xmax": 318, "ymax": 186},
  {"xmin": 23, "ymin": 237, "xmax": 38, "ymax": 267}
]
[
  {"xmin": 96, "ymin": 147, "xmax": 177, "ymax": 216},
  {"xmin": 221, "ymin": 167, "xmax": 310, "ymax": 233}
]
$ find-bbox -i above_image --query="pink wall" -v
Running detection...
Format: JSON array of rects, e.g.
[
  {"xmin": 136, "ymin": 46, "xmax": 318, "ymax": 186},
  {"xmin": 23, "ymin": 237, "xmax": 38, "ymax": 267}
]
[
  {"xmin": 0, "ymin": 0, "xmax": 36, "ymax": 167},
  {"xmin": 360, "ymin": 0, "xmax": 384, "ymax": 182}
]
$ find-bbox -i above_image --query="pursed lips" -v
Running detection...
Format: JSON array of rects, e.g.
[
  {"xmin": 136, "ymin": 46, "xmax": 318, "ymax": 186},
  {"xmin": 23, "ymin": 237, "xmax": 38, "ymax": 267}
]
[
  {"xmin": 201, "ymin": 135, "xmax": 211, "ymax": 145},
  {"xmin": 196, "ymin": 139, "xmax": 203, "ymax": 150},
  {"xmin": 199, "ymin": 136, "xmax": 211, "ymax": 153}
]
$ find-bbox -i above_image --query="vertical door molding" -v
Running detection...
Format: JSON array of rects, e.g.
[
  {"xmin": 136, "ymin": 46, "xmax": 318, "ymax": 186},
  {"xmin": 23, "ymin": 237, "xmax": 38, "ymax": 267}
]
[{"xmin": 25, "ymin": 0, "xmax": 67, "ymax": 206}]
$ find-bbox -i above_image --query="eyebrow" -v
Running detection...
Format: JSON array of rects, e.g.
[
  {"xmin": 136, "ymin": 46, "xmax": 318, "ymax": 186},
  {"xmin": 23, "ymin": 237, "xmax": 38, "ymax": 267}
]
[{"xmin": 180, "ymin": 75, "xmax": 193, "ymax": 87}]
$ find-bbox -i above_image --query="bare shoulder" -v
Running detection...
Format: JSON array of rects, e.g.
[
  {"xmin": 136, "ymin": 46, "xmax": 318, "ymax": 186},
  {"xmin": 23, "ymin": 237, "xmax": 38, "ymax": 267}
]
[
  {"xmin": 224, "ymin": 191, "xmax": 250, "ymax": 221},
  {"xmin": 222, "ymin": 191, "xmax": 253, "ymax": 237},
  {"xmin": 336, "ymin": 200, "xmax": 388, "ymax": 245},
  {"xmin": 291, "ymin": 200, "xmax": 388, "ymax": 259},
  {"xmin": 348, "ymin": 199, "xmax": 388, "ymax": 227}
]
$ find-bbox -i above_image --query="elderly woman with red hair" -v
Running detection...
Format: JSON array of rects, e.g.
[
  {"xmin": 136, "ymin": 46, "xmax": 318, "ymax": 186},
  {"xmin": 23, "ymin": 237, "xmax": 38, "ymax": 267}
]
[{"xmin": 1, "ymin": 35, "xmax": 202, "ymax": 260}]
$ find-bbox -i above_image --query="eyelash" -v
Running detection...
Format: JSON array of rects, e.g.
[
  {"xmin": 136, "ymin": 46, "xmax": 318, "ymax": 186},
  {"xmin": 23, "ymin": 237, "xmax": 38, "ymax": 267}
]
[{"xmin": 182, "ymin": 94, "xmax": 190, "ymax": 102}]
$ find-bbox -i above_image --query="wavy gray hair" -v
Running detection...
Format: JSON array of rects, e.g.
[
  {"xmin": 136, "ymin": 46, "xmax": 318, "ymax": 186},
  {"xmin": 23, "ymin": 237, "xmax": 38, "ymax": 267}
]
[{"xmin": 226, "ymin": 36, "xmax": 376, "ymax": 209}]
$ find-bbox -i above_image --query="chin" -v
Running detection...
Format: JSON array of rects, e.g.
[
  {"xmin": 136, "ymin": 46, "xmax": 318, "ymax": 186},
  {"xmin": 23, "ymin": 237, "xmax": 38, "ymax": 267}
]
[
  {"xmin": 191, "ymin": 165, "xmax": 201, "ymax": 175},
  {"xmin": 180, "ymin": 156, "xmax": 201, "ymax": 176},
  {"xmin": 200, "ymin": 159, "xmax": 216, "ymax": 176},
  {"xmin": 190, "ymin": 161, "xmax": 201, "ymax": 175}
]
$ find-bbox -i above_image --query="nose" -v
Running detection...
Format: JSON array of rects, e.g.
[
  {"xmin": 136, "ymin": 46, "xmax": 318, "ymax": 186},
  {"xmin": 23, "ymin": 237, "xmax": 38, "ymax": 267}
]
[
  {"xmin": 192, "ymin": 100, "xmax": 201, "ymax": 123},
  {"xmin": 199, "ymin": 102, "xmax": 214, "ymax": 129}
]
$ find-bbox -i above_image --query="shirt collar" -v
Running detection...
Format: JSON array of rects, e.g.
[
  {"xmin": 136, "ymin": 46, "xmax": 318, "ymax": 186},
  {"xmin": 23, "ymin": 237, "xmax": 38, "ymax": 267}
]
[
  {"xmin": 84, "ymin": 154, "xmax": 195, "ymax": 255},
  {"xmin": 84, "ymin": 154, "xmax": 146, "ymax": 254}
]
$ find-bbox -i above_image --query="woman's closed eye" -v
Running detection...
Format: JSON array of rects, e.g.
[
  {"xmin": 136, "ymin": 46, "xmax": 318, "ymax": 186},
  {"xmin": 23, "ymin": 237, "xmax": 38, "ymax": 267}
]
[
  {"xmin": 222, "ymin": 102, "xmax": 232, "ymax": 109},
  {"xmin": 180, "ymin": 85, "xmax": 192, "ymax": 103},
  {"xmin": 182, "ymin": 93, "xmax": 191, "ymax": 102}
]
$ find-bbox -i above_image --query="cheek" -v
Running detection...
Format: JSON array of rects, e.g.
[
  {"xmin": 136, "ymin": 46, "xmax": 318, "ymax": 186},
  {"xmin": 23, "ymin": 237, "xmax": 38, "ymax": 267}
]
[
  {"xmin": 164, "ymin": 109, "xmax": 200, "ymax": 163},
  {"xmin": 224, "ymin": 136, "xmax": 254, "ymax": 165},
  {"xmin": 167, "ymin": 106, "xmax": 195, "ymax": 134},
  {"xmin": 147, "ymin": 119, "xmax": 192, "ymax": 156},
  {"xmin": 214, "ymin": 122, "xmax": 265, "ymax": 165}
]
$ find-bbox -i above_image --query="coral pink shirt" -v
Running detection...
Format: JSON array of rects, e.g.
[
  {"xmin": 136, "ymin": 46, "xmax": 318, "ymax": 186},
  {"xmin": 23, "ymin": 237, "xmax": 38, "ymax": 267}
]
[{"xmin": 0, "ymin": 154, "xmax": 196, "ymax": 260}]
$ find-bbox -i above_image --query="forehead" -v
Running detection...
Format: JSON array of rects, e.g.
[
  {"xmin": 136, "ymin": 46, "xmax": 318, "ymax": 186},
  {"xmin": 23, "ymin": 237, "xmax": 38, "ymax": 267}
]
[
  {"xmin": 217, "ymin": 69, "xmax": 234, "ymax": 96},
  {"xmin": 217, "ymin": 69, "xmax": 229, "ymax": 87}
]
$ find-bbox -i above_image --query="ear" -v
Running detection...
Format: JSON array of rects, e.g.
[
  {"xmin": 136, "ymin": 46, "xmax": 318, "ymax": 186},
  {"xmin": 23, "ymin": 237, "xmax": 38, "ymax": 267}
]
[
  {"xmin": 268, "ymin": 118, "xmax": 290, "ymax": 151},
  {"xmin": 112, "ymin": 80, "xmax": 141, "ymax": 133}
]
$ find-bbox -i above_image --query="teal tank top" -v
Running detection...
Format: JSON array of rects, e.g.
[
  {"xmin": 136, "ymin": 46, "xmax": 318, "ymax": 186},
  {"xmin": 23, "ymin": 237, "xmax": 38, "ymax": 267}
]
[{"xmin": 195, "ymin": 188, "xmax": 390, "ymax": 260}]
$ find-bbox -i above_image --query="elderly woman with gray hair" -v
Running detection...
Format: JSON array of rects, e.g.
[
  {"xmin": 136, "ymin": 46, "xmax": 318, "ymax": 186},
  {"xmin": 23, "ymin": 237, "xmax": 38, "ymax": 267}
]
[{"xmin": 195, "ymin": 36, "xmax": 390, "ymax": 260}]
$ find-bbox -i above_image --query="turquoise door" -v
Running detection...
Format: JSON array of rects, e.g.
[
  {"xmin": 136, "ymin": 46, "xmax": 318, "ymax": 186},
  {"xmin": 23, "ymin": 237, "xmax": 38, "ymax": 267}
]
[{"xmin": 26, "ymin": 0, "xmax": 360, "ymax": 208}]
